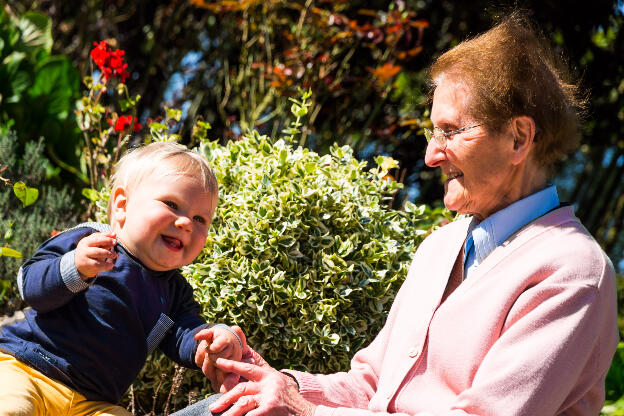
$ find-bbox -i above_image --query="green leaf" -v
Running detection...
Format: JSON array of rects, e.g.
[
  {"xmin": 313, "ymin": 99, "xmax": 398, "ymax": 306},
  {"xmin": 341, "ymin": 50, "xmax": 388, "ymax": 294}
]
[
  {"xmin": 149, "ymin": 122, "xmax": 168, "ymax": 132},
  {"xmin": 29, "ymin": 56, "xmax": 80, "ymax": 119},
  {"xmin": 0, "ymin": 247, "xmax": 23, "ymax": 258},
  {"xmin": 82, "ymin": 188, "xmax": 100, "ymax": 202},
  {"xmin": 17, "ymin": 12, "xmax": 53, "ymax": 55},
  {"xmin": 5, "ymin": 68, "xmax": 31, "ymax": 103},
  {"xmin": 165, "ymin": 107, "xmax": 182, "ymax": 122},
  {"xmin": 13, "ymin": 181, "xmax": 39, "ymax": 207}
]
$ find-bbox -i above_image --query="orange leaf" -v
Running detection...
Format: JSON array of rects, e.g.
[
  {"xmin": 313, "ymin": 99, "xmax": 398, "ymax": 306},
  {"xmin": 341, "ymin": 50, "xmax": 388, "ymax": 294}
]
[
  {"xmin": 399, "ymin": 118, "xmax": 420, "ymax": 127},
  {"xmin": 410, "ymin": 19, "xmax": 430, "ymax": 29},
  {"xmin": 357, "ymin": 9, "xmax": 377, "ymax": 17},
  {"xmin": 330, "ymin": 31, "xmax": 353, "ymax": 42},
  {"xmin": 370, "ymin": 63, "xmax": 402, "ymax": 82},
  {"xmin": 408, "ymin": 46, "xmax": 423, "ymax": 56},
  {"xmin": 386, "ymin": 25, "xmax": 403, "ymax": 34}
]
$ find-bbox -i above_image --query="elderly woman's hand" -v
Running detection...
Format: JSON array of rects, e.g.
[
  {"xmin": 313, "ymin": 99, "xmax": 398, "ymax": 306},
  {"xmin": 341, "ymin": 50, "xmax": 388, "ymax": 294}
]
[{"xmin": 208, "ymin": 347, "xmax": 317, "ymax": 416}]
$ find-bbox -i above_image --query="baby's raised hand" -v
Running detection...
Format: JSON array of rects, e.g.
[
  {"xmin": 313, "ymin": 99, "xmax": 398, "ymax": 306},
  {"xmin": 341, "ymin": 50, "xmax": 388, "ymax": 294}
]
[{"xmin": 75, "ymin": 232, "xmax": 117, "ymax": 280}]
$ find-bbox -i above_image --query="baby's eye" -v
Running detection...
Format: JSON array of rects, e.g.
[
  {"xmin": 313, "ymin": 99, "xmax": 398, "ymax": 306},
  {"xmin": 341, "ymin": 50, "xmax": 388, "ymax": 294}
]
[
  {"xmin": 193, "ymin": 215, "xmax": 206, "ymax": 224},
  {"xmin": 164, "ymin": 201, "xmax": 178, "ymax": 210}
]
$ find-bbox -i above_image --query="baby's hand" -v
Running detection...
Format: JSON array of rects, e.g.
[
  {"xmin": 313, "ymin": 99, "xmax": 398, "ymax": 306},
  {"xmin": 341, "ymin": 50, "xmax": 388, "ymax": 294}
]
[
  {"xmin": 208, "ymin": 327, "xmax": 243, "ymax": 363},
  {"xmin": 209, "ymin": 328, "xmax": 243, "ymax": 390},
  {"xmin": 195, "ymin": 325, "xmax": 245, "ymax": 392},
  {"xmin": 75, "ymin": 232, "xmax": 117, "ymax": 280}
]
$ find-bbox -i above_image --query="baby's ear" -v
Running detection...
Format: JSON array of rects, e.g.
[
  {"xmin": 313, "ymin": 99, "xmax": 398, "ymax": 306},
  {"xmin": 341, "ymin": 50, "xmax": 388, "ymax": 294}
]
[{"xmin": 110, "ymin": 186, "xmax": 128, "ymax": 228}]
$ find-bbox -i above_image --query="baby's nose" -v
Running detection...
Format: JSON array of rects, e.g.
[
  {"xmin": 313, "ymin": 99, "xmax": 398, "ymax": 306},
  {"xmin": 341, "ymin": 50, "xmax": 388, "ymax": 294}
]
[{"xmin": 175, "ymin": 216, "xmax": 192, "ymax": 231}]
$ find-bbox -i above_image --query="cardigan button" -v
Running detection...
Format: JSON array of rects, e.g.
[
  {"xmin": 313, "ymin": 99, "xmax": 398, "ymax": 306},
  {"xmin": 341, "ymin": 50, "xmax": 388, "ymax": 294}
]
[{"xmin": 408, "ymin": 347, "xmax": 419, "ymax": 358}]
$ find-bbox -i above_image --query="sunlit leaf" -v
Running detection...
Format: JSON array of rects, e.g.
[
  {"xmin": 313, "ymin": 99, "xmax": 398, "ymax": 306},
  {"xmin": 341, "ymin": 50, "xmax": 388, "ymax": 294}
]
[
  {"xmin": 13, "ymin": 181, "xmax": 39, "ymax": 207},
  {"xmin": 0, "ymin": 247, "xmax": 22, "ymax": 258}
]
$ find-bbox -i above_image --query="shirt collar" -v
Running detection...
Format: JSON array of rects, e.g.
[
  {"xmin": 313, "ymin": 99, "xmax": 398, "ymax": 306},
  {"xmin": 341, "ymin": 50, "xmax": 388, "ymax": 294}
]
[{"xmin": 466, "ymin": 185, "xmax": 559, "ymax": 266}]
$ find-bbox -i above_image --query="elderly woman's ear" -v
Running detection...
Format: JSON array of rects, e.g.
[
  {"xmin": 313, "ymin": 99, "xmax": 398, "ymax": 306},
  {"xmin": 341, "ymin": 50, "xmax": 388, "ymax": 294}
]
[{"xmin": 509, "ymin": 115, "xmax": 536, "ymax": 165}]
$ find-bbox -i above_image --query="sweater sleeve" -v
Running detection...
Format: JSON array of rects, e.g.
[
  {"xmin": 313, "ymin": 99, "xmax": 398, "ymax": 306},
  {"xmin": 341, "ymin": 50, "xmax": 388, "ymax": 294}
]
[
  {"xmin": 158, "ymin": 272, "xmax": 205, "ymax": 368},
  {"xmin": 18, "ymin": 227, "xmax": 96, "ymax": 313},
  {"xmin": 284, "ymin": 328, "xmax": 387, "ymax": 410}
]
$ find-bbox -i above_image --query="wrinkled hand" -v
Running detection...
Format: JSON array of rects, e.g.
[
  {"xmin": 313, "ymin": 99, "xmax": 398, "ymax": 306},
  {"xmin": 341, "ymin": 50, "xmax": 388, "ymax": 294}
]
[
  {"xmin": 208, "ymin": 347, "xmax": 316, "ymax": 416},
  {"xmin": 75, "ymin": 232, "xmax": 117, "ymax": 280},
  {"xmin": 195, "ymin": 325, "xmax": 246, "ymax": 392}
]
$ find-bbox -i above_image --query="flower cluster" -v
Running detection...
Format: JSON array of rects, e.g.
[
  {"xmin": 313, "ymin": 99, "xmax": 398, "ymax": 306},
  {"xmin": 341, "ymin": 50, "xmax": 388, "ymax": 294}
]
[
  {"xmin": 107, "ymin": 115, "xmax": 141, "ymax": 132},
  {"xmin": 90, "ymin": 41, "xmax": 130, "ymax": 83}
]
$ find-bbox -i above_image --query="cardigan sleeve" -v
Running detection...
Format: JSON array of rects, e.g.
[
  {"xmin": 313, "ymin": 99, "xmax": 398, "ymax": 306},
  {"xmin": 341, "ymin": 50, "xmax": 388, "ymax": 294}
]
[{"xmin": 284, "ymin": 322, "xmax": 390, "ymax": 410}]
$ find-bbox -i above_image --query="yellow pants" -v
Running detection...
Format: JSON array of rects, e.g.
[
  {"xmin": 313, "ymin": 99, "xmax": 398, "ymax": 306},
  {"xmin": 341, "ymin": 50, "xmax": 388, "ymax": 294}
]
[{"xmin": 0, "ymin": 352, "xmax": 131, "ymax": 416}]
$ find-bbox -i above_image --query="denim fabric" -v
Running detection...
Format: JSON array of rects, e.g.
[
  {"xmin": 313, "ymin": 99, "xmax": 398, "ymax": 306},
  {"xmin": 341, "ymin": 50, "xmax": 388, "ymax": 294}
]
[{"xmin": 171, "ymin": 394, "xmax": 224, "ymax": 416}]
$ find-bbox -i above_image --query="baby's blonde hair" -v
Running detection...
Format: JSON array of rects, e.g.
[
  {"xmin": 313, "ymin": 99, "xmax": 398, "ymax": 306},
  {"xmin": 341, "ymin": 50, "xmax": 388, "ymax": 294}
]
[{"xmin": 107, "ymin": 142, "xmax": 218, "ymax": 220}]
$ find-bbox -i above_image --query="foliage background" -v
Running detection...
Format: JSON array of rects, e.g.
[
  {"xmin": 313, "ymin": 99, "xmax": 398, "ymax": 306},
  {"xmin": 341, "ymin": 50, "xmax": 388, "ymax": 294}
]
[
  {"xmin": 0, "ymin": 130, "xmax": 76, "ymax": 314},
  {"xmin": 3, "ymin": 0, "xmax": 622, "ymax": 272},
  {"xmin": 1, "ymin": 0, "xmax": 624, "ymax": 414}
]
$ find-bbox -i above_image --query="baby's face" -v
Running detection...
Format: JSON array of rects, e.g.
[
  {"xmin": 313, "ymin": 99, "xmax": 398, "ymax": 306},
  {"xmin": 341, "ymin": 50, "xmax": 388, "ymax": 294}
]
[{"xmin": 113, "ymin": 172, "xmax": 216, "ymax": 271}]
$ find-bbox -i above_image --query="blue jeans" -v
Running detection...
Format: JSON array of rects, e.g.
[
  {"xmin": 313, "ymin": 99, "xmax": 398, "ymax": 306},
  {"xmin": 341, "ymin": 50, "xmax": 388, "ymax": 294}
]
[{"xmin": 170, "ymin": 393, "xmax": 225, "ymax": 416}]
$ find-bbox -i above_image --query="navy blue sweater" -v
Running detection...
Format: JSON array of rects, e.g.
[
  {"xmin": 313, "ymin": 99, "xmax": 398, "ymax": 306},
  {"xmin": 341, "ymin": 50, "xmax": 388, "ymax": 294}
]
[{"xmin": 0, "ymin": 223, "xmax": 207, "ymax": 403}]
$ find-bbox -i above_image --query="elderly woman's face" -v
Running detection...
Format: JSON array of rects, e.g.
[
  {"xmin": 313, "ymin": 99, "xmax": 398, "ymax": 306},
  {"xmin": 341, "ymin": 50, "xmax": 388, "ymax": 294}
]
[{"xmin": 425, "ymin": 76, "xmax": 519, "ymax": 220}]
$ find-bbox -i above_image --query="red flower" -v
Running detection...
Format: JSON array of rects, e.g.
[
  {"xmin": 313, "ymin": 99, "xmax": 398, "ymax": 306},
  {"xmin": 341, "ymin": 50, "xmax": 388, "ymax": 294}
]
[
  {"xmin": 107, "ymin": 115, "xmax": 142, "ymax": 132},
  {"xmin": 90, "ymin": 41, "xmax": 130, "ymax": 83}
]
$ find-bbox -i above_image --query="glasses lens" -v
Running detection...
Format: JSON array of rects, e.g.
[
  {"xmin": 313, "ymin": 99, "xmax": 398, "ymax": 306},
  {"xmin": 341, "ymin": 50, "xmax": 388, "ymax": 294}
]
[
  {"xmin": 425, "ymin": 127, "xmax": 448, "ymax": 149},
  {"xmin": 433, "ymin": 128, "xmax": 446, "ymax": 149}
]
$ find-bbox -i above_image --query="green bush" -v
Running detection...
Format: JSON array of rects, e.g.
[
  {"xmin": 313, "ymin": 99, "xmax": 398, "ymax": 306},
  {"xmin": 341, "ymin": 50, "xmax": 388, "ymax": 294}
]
[
  {"xmin": 124, "ymin": 131, "xmax": 449, "ymax": 411},
  {"xmin": 0, "ymin": 8, "xmax": 82, "ymax": 179},
  {"xmin": 190, "ymin": 134, "xmax": 448, "ymax": 371},
  {"xmin": 0, "ymin": 127, "xmax": 76, "ymax": 314}
]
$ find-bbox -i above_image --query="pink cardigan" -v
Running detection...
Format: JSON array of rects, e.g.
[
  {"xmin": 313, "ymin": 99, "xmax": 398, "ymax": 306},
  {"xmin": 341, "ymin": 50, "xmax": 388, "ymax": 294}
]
[{"xmin": 287, "ymin": 206, "xmax": 618, "ymax": 415}]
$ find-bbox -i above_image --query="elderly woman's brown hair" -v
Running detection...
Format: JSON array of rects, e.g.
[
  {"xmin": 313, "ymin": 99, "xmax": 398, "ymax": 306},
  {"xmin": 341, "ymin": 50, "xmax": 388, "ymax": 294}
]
[{"xmin": 428, "ymin": 12, "xmax": 586, "ymax": 171}]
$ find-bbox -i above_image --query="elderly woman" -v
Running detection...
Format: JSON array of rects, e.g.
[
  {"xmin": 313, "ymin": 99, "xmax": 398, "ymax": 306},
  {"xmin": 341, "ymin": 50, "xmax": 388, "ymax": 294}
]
[{"xmin": 177, "ymin": 13, "xmax": 618, "ymax": 416}]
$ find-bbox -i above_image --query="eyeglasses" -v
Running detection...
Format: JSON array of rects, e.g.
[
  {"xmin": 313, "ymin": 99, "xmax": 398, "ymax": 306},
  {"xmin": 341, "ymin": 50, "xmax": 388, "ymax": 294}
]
[{"xmin": 424, "ymin": 123, "xmax": 483, "ymax": 150}]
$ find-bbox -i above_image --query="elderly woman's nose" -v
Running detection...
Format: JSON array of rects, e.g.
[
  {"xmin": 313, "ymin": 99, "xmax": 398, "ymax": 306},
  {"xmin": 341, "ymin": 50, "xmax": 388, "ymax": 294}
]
[{"xmin": 424, "ymin": 139, "xmax": 445, "ymax": 167}]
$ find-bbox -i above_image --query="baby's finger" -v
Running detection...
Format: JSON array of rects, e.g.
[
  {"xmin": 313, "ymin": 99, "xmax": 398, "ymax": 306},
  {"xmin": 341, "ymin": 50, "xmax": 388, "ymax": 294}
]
[
  {"xmin": 195, "ymin": 340, "xmax": 209, "ymax": 368},
  {"xmin": 88, "ymin": 246, "xmax": 117, "ymax": 260},
  {"xmin": 194, "ymin": 327, "xmax": 216, "ymax": 342},
  {"xmin": 84, "ymin": 232, "xmax": 117, "ymax": 249},
  {"xmin": 208, "ymin": 335, "xmax": 230, "ymax": 354},
  {"xmin": 201, "ymin": 356, "xmax": 219, "ymax": 391}
]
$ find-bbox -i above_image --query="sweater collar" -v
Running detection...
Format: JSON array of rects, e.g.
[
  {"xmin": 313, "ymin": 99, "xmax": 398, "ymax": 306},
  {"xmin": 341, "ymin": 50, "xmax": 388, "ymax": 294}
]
[{"xmin": 464, "ymin": 185, "xmax": 560, "ymax": 275}]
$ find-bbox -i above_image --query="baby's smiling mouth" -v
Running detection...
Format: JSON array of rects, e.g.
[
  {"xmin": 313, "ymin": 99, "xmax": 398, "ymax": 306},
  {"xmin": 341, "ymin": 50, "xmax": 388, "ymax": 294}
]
[{"xmin": 162, "ymin": 235, "xmax": 183, "ymax": 249}]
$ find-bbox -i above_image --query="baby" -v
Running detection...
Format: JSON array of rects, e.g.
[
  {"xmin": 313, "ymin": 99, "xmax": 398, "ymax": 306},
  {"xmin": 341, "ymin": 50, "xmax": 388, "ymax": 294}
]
[{"xmin": 0, "ymin": 142, "xmax": 242, "ymax": 415}]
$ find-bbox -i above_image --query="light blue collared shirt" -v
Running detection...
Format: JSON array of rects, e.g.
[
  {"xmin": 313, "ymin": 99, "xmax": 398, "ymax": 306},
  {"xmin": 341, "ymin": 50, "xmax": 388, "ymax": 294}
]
[{"xmin": 463, "ymin": 185, "xmax": 560, "ymax": 279}]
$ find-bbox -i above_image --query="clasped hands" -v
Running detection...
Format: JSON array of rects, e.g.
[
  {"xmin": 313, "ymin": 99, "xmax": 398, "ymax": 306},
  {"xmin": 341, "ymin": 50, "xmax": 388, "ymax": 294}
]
[{"xmin": 194, "ymin": 328, "xmax": 316, "ymax": 416}]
